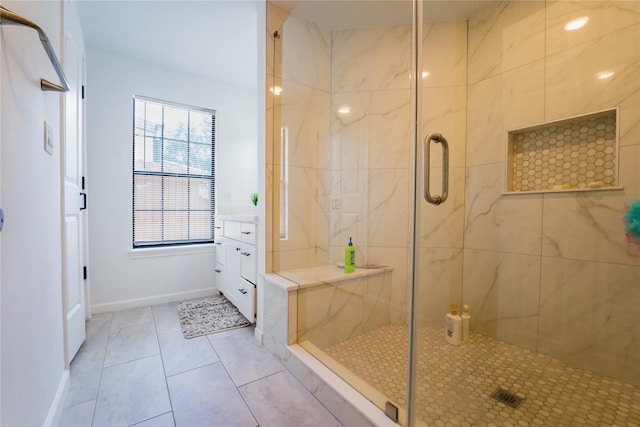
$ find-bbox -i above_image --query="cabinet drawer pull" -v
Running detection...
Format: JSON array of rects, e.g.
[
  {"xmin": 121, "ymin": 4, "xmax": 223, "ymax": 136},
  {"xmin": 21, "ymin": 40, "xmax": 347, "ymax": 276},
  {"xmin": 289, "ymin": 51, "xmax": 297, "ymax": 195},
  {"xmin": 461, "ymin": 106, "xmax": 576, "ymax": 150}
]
[
  {"xmin": 238, "ymin": 288, "xmax": 248, "ymax": 294},
  {"xmin": 241, "ymin": 231, "xmax": 251, "ymax": 235},
  {"xmin": 215, "ymin": 269, "xmax": 222, "ymax": 273},
  {"xmin": 241, "ymin": 252, "xmax": 251, "ymax": 256}
]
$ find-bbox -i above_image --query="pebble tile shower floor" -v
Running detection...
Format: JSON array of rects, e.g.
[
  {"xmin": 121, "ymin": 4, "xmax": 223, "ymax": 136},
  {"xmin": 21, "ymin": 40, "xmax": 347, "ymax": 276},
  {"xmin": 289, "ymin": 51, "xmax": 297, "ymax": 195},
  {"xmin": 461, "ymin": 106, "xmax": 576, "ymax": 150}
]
[{"xmin": 324, "ymin": 324, "xmax": 640, "ymax": 426}]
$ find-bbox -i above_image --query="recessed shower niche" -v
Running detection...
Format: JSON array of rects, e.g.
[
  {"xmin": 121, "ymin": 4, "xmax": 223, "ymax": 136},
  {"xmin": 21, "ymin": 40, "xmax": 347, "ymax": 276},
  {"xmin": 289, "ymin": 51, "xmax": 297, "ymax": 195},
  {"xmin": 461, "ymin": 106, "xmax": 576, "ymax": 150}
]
[{"xmin": 506, "ymin": 109, "xmax": 622, "ymax": 193}]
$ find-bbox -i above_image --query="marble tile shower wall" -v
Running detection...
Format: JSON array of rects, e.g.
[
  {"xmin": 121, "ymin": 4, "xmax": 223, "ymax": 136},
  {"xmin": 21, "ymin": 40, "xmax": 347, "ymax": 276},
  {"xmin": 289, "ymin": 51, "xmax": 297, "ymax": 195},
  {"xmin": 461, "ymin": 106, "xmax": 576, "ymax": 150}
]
[
  {"xmin": 274, "ymin": 12, "xmax": 332, "ymax": 271},
  {"xmin": 464, "ymin": 1, "xmax": 640, "ymax": 386},
  {"xmin": 329, "ymin": 24, "xmax": 413, "ymax": 324},
  {"xmin": 269, "ymin": 1, "xmax": 640, "ymax": 387},
  {"xmin": 329, "ymin": 20, "xmax": 468, "ymax": 325}
]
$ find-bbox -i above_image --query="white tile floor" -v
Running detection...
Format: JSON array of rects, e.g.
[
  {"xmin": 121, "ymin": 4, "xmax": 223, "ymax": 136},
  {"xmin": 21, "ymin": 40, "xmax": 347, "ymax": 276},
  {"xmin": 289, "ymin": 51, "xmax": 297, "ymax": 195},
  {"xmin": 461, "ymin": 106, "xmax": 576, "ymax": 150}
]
[{"xmin": 60, "ymin": 303, "xmax": 343, "ymax": 427}]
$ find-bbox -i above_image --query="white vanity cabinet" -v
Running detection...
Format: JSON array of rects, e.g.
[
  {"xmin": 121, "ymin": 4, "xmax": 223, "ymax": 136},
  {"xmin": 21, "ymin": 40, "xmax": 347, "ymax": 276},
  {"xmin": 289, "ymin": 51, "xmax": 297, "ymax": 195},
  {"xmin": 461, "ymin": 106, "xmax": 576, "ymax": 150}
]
[{"xmin": 215, "ymin": 217, "xmax": 257, "ymax": 323}]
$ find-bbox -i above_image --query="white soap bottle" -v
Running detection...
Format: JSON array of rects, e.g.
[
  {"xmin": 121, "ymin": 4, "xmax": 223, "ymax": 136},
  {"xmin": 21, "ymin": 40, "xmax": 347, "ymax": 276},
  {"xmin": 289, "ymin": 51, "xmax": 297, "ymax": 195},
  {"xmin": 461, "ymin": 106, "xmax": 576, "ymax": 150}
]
[
  {"xmin": 445, "ymin": 304, "xmax": 462, "ymax": 346},
  {"xmin": 461, "ymin": 305, "xmax": 471, "ymax": 342}
]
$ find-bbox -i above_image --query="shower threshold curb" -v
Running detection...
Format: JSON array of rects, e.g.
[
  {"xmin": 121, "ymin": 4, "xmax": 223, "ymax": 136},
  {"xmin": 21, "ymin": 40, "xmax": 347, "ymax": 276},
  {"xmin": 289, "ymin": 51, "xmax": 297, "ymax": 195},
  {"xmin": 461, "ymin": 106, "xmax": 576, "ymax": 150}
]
[{"xmin": 287, "ymin": 344, "xmax": 400, "ymax": 427}]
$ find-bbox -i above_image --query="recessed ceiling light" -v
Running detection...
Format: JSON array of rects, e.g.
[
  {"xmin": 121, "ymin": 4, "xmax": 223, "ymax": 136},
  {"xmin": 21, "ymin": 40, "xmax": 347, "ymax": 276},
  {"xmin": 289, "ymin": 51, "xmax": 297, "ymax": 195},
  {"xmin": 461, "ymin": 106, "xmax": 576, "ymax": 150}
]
[{"xmin": 564, "ymin": 17, "xmax": 589, "ymax": 31}]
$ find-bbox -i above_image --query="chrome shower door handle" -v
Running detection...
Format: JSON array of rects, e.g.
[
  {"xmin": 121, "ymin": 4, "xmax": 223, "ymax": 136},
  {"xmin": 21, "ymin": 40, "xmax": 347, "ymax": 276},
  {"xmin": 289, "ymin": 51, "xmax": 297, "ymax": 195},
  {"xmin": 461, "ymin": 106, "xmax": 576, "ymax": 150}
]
[{"xmin": 423, "ymin": 133, "xmax": 449, "ymax": 205}]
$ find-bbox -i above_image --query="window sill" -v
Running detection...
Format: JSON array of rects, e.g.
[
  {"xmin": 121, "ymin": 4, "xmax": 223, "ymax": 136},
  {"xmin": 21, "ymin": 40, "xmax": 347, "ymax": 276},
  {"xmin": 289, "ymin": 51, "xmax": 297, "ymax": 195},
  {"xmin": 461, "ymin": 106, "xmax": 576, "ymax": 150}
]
[{"xmin": 129, "ymin": 244, "xmax": 216, "ymax": 259}]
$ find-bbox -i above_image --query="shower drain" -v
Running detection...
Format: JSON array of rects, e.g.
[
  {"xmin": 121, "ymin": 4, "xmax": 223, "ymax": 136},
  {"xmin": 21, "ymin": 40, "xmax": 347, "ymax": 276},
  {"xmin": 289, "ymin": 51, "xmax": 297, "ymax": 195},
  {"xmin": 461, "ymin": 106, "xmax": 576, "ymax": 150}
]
[{"xmin": 490, "ymin": 387, "xmax": 525, "ymax": 409}]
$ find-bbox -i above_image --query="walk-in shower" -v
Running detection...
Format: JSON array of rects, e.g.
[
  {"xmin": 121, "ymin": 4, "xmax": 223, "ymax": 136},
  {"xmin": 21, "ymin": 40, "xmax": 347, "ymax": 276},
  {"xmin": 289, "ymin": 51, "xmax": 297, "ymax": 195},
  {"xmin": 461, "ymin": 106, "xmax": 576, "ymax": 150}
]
[{"xmin": 266, "ymin": 1, "xmax": 640, "ymax": 425}]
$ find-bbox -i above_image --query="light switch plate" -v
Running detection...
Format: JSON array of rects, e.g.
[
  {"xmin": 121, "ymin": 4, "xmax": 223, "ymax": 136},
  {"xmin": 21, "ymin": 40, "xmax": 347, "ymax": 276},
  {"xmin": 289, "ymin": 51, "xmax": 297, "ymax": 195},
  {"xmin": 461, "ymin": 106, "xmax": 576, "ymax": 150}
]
[{"xmin": 44, "ymin": 120, "xmax": 54, "ymax": 155}]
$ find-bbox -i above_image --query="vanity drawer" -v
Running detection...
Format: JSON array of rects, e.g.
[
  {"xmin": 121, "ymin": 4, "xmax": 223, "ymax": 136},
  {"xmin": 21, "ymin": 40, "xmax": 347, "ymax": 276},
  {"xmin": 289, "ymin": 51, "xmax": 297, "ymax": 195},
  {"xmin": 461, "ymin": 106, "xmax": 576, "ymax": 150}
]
[
  {"xmin": 214, "ymin": 261, "xmax": 226, "ymax": 294},
  {"xmin": 240, "ymin": 222, "xmax": 256, "ymax": 245},
  {"xmin": 234, "ymin": 279, "xmax": 255, "ymax": 322},
  {"xmin": 240, "ymin": 242, "xmax": 256, "ymax": 285}
]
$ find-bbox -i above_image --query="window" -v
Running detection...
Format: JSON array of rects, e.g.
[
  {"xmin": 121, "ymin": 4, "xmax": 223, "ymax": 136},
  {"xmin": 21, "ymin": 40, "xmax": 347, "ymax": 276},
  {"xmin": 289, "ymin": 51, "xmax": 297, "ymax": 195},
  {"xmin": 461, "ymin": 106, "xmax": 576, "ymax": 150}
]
[
  {"xmin": 280, "ymin": 125, "xmax": 289, "ymax": 240},
  {"xmin": 133, "ymin": 96, "xmax": 215, "ymax": 247}
]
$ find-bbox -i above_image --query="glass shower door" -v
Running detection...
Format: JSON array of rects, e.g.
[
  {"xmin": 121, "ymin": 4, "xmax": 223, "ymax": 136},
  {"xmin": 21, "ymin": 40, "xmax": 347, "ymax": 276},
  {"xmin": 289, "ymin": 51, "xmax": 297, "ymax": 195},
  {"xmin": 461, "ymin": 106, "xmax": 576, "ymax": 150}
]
[
  {"xmin": 411, "ymin": 1, "xmax": 640, "ymax": 425},
  {"xmin": 269, "ymin": 0, "xmax": 417, "ymax": 424}
]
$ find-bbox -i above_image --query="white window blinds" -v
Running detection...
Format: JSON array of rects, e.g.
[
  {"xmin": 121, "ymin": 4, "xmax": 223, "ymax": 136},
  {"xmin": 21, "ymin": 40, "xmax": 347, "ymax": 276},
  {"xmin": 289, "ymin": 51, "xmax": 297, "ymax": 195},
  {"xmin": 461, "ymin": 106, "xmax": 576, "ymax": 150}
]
[{"xmin": 132, "ymin": 96, "xmax": 215, "ymax": 247}]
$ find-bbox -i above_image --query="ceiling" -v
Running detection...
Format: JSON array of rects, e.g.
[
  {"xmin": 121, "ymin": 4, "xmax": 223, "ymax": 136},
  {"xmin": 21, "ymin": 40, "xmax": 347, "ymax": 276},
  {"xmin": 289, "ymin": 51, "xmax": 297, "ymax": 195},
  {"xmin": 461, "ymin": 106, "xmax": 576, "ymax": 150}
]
[
  {"xmin": 277, "ymin": 0, "xmax": 500, "ymax": 29},
  {"xmin": 76, "ymin": 1, "xmax": 259, "ymax": 88},
  {"xmin": 76, "ymin": 0, "xmax": 499, "ymax": 87}
]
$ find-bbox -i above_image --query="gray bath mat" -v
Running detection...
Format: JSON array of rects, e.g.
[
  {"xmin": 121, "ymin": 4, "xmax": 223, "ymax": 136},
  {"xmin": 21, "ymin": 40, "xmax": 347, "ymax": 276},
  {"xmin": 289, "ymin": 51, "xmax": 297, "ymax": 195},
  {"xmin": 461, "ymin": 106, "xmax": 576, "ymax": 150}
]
[{"xmin": 177, "ymin": 295, "xmax": 250, "ymax": 339}]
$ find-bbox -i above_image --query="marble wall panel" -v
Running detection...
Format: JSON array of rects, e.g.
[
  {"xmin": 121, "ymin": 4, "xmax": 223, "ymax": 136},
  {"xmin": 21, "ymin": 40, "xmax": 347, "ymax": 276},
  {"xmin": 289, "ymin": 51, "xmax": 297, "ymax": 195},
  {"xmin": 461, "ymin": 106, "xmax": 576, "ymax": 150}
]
[
  {"xmin": 315, "ymin": 169, "xmax": 331, "ymax": 250},
  {"xmin": 362, "ymin": 274, "xmax": 392, "ymax": 334},
  {"xmin": 538, "ymin": 257, "xmax": 640, "ymax": 386},
  {"xmin": 545, "ymin": 1, "xmax": 640, "ymax": 56},
  {"xmin": 417, "ymin": 248, "xmax": 463, "ymax": 326},
  {"xmin": 423, "ymin": 20, "xmax": 467, "ymax": 88},
  {"xmin": 462, "ymin": 249, "xmax": 542, "ymax": 351},
  {"xmin": 263, "ymin": 280, "xmax": 289, "ymax": 347},
  {"xmin": 277, "ymin": 248, "xmax": 322, "ymax": 272},
  {"xmin": 368, "ymin": 90, "xmax": 412, "ymax": 170},
  {"xmin": 330, "ymin": 169, "xmax": 369, "ymax": 258},
  {"xmin": 420, "ymin": 166, "xmax": 465, "ymax": 249},
  {"xmin": 619, "ymin": 89, "xmax": 640, "ymax": 148},
  {"xmin": 331, "ymin": 26, "xmax": 412, "ymax": 92},
  {"xmin": 297, "ymin": 280, "xmax": 364, "ymax": 349},
  {"xmin": 619, "ymin": 144, "xmax": 640, "ymax": 192},
  {"xmin": 280, "ymin": 80, "xmax": 330, "ymax": 169},
  {"xmin": 281, "ymin": 12, "xmax": 331, "ymax": 91},
  {"xmin": 541, "ymin": 191, "xmax": 640, "ymax": 266},
  {"xmin": 545, "ymin": 24, "xmax": 640, "ymax": 122},
  {"xmin": 366, "ymin": 246, "xmax": 409, "ymax": 325},
  {"xmin": 281, "ymin": 166, "xmax": 317, "ymax": 251},
  {"xmin": 366, "ymin": 169, "xmax": 410, "ymax": 248},
  {"xmin": 422, "ymin": 86, "xmax": 467, "ymax": 168},
  {"xmin": 467, "ymin": 1, "xmax": 545, "ymax": 85},
  {"xmin": 330, "ymin": 91, "xmax": 370, "ymax": 172},
  {"xmin": 464, "ymin": 163, "xmax": 543, "ymax": 255},
  {"xmin": 466, "ymin": 60, "xmax": 545, "ymax": 167}
]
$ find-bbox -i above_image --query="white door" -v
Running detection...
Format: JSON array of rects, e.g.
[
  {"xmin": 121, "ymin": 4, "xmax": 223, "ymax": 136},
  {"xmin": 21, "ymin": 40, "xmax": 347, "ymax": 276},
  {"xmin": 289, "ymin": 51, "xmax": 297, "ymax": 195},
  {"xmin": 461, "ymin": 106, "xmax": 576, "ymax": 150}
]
[{"xmin": 63, "ymin": 33, "xmax": 86, "ymax": 361}]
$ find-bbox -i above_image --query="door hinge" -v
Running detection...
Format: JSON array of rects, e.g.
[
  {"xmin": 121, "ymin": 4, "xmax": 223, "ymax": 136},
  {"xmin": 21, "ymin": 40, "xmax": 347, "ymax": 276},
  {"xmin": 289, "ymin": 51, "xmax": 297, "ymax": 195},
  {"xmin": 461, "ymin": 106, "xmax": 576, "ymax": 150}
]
[
  {"xmin": 83, "ymin": 266, "xmax": 88, "ymax": 280},
  {"xmin": 81, "ymin": 85, "xmax": 85, "ymax": 99}
]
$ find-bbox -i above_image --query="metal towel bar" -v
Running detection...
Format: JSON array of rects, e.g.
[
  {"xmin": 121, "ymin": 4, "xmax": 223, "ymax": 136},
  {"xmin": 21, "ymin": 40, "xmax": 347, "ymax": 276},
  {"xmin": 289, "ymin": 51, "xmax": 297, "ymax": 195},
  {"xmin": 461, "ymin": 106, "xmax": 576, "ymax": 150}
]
[{"xmin": 0, "ymin": 6, "xmax": 70, "ymax": 92}]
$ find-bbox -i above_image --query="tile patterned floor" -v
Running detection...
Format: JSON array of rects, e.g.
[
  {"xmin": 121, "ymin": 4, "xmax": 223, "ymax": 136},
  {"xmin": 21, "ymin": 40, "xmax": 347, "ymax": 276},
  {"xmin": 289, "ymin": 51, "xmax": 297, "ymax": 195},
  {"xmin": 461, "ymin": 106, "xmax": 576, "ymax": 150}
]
[
  {"xmin": 60, "ymin": 303, "xmax": 342, "ymax": 427},
  {"xmin": 324, "ymin": 324, "xmax": 640, "ymax": 427}
]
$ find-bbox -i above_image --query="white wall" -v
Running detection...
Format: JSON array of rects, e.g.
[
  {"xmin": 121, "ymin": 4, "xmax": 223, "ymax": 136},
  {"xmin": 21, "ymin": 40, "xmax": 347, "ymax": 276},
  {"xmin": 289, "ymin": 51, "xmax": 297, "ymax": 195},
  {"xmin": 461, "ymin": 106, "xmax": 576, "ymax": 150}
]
[
  {"xmin": 86, "ymin": 47, "xmax": 259, "ymax": 312},
  {"xmin": 0, "ymin": 1, "xmax": 76, "ymax": 424}
]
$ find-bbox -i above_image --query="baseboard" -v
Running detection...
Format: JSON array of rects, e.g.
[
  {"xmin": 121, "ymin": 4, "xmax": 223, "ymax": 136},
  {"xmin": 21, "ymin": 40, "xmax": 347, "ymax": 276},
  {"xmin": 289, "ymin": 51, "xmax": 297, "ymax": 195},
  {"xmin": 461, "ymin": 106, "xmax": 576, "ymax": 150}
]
[
  {"xmin": 44, "ymin": 369, "xmax": 70, "ymax": 427},
  {"xmin": 254, "ymin": 326, "xmax": 264, "ymax": 344},
  {"xmin": 91, "ymin": 287, "xmax": 217, "ymax": 314}
]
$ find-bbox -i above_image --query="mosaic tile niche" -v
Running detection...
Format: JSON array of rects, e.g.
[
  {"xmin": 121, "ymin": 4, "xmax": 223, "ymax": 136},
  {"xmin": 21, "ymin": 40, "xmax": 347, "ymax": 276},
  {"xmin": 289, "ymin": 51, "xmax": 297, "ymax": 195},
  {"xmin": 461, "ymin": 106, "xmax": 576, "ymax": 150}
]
[{"xmin": 506, "ymin": 109, "xmax": 618, "ymax": 193}]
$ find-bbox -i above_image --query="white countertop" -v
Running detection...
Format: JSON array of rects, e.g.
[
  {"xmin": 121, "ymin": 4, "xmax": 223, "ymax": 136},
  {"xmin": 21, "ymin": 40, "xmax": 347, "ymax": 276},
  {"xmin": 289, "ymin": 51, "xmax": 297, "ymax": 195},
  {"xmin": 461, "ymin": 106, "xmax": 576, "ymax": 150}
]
[{"xmin": 216, "ymin": 215, "xmax": 258, "ymax": 222}]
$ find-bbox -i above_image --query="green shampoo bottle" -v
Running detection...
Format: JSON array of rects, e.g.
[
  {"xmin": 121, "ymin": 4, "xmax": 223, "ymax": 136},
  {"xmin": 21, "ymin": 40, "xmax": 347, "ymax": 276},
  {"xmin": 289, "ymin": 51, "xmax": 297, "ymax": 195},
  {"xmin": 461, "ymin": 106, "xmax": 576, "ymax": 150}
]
[{"xmin": 344, "ymin": 237, "xmax": 355, "ymax": 273}]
